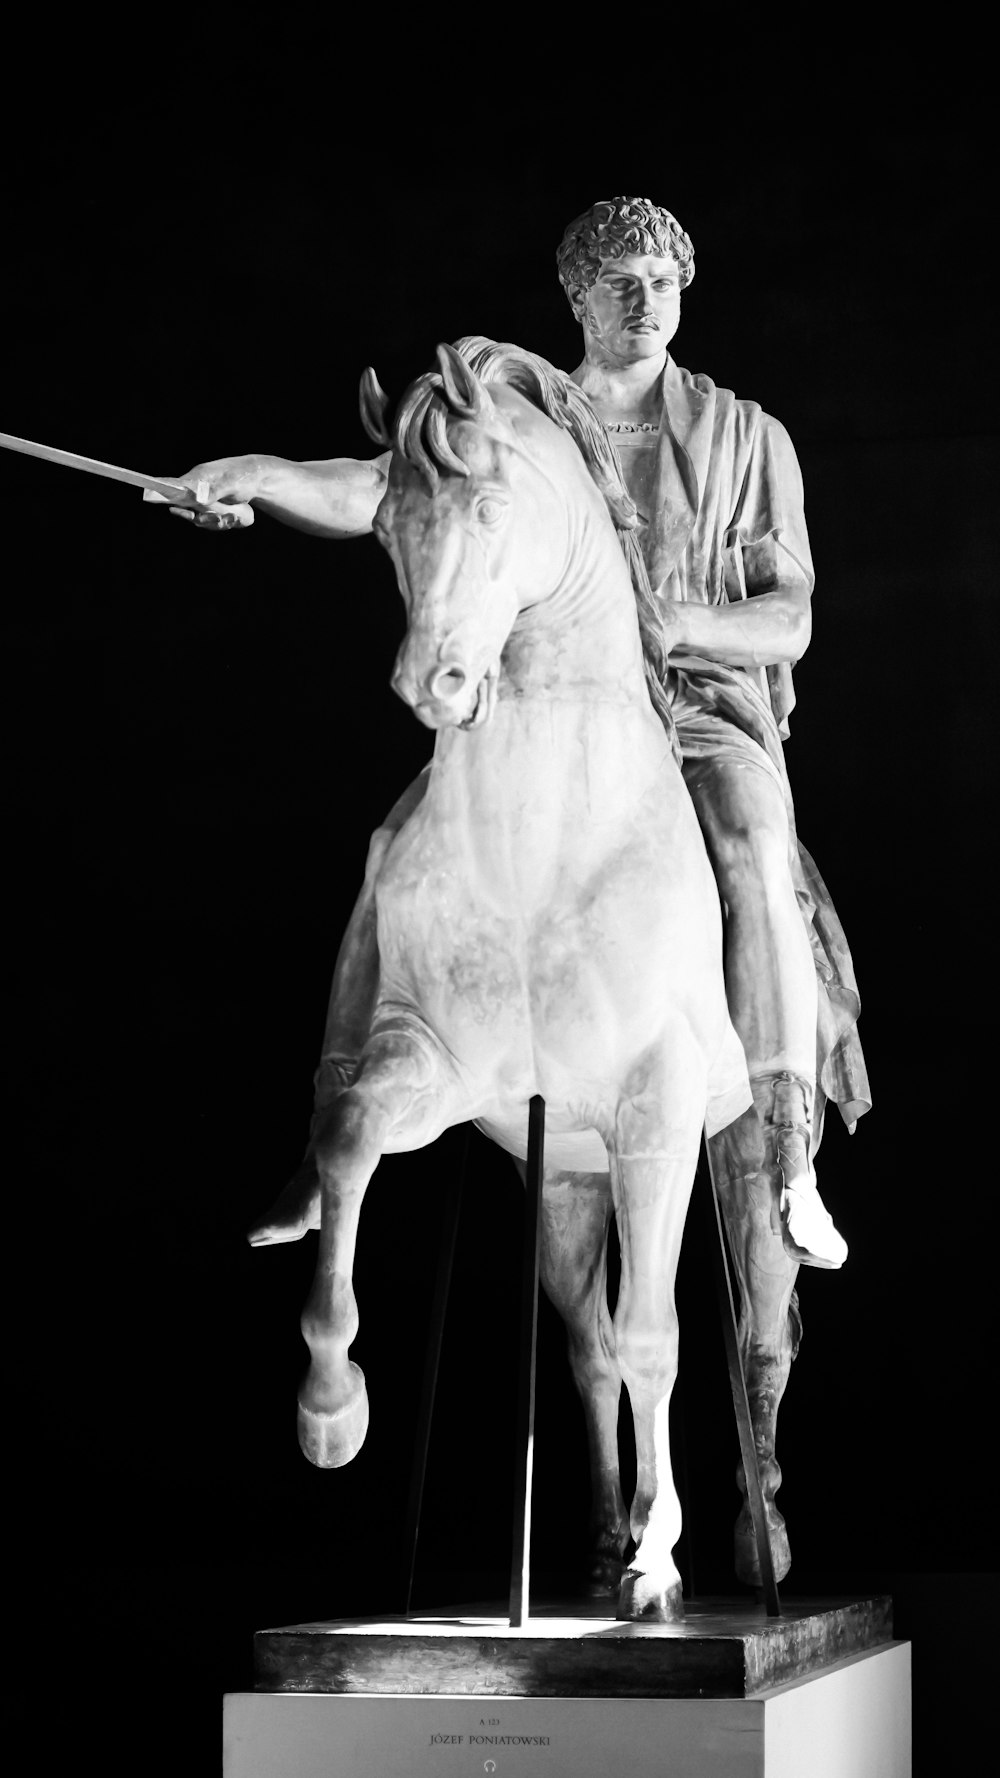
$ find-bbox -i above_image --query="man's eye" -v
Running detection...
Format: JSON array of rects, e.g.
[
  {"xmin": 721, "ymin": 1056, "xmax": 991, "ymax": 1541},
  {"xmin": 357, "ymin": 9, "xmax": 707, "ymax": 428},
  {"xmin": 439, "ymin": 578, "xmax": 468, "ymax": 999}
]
[{"xmin": 475, "ymin": 498, "xmax": 505, "ymax": 525}]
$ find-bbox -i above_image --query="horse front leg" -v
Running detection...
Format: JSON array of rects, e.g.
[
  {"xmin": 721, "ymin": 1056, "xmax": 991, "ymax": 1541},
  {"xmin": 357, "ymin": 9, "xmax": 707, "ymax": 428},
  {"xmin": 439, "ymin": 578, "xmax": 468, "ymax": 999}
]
[
  {"xmin": 610, "ymin": 1102, "xmax": 704, "ymax": 1623},
  {"xmin": 535, "ymin": 1167, "xmax": 628, "ymax": 1596},
  {"xmin": 248, "ymin": 773, "xmax": 430, "ymax": 1249},
  {"xmin": 708, "ymin": 1109, "xmax": 800, "ymax": 1585},
  {"xmin": 246, "ymin": 858, "xmax": 384, "ymax": 1249},
  {"xmin": 297, "ymin": 1026, "xmax": 453, "ymax": 1469}
]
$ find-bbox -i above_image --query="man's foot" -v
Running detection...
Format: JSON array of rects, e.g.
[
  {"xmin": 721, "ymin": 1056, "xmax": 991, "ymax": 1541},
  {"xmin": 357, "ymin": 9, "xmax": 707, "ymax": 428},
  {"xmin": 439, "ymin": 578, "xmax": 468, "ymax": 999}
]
[
  {"xmin": 248, "ymin": 1068, "xmax": 356, "ymax": 1247},
  {"xmin": 754, "ymin": 1072, "xmax": 848, "ymax": 1270},
  {"xmin": 247, "ymin": 1156, "xmax": 321, "ymax": 1246},
  {"xmin": 779, "ymin": 1173, "xmax": 848, "ymax": 1269}
]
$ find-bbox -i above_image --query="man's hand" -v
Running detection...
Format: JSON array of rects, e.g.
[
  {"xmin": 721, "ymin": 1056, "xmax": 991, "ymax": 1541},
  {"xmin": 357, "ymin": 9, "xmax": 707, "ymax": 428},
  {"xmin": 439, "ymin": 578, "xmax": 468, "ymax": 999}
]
[
  {"xmin": 142, "ymin": 454, "xmax": 262, "ymax": 530},
  {"xmin": 143, "ymin": 451, "xmax": 390, "ymax": 539}
]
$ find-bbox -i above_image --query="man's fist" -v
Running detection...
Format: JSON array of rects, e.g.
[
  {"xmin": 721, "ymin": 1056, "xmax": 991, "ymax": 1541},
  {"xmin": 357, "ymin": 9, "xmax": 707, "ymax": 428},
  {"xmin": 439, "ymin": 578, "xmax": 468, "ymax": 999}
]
[{"xmin": 142, "ymin": 453, "xmax": 264, "ymax": 529}]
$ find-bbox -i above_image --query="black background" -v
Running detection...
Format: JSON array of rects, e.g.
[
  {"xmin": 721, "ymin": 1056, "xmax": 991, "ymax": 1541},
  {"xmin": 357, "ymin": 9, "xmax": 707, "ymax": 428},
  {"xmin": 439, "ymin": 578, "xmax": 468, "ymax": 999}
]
[{"xmin": 3, "ymin": 36, "xmax": 994, "ymax": 1775}]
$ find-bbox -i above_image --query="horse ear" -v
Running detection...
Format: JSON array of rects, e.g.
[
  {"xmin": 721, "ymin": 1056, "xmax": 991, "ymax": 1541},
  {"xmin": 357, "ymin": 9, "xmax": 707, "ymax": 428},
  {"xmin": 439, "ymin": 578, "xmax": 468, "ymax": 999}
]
[
  {"xmin": 359, "ymin": 367, "xmax": 393, "ymax": 447},
  {"xmin": 436, "ymin": 343, "xmax": 490, "ymax": 419}
]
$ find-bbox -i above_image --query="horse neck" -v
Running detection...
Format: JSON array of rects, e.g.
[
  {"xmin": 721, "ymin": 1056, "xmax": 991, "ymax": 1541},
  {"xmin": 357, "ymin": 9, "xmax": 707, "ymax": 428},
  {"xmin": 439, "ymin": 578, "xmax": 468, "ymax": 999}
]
[
  {"xmin": 500, "ymin": 473, "xmax": 648, "ymax": 707},
  {"xmin": 427, "ymin": 473, "xmax": 671, "ymax": 891},
  {"xmin": 425, "ymin": 444, "xmax": 673, "ymax": 876}
]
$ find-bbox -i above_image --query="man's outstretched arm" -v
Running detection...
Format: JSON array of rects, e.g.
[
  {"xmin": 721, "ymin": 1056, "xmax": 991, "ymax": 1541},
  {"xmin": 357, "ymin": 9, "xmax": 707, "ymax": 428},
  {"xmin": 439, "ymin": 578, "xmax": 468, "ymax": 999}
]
[{"xmin": 142, "ymin": 450, "xmax": 392, "ymax": 537}]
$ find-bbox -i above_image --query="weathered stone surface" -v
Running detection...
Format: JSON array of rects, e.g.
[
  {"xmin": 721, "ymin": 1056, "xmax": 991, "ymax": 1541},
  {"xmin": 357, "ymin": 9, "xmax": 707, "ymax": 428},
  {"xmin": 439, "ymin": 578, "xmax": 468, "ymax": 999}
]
[{"xmin": 254, "ymin": 1595, "xmax": 893, "ymax": 1700}]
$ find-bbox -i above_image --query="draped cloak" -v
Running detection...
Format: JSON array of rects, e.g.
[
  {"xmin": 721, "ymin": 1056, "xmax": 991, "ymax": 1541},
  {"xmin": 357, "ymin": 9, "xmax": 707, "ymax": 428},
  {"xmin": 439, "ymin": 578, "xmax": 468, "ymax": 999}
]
[{"xmin": 631, "ymin": 357, "xmax": 870, "ymax": 1135}]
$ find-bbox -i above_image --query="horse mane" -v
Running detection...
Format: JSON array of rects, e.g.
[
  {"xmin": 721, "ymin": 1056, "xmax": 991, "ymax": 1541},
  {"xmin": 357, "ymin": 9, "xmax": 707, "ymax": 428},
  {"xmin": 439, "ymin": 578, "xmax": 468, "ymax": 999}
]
[{"xmin": 388, "ymin": 337, "xmax": 679, "ymax": 759}]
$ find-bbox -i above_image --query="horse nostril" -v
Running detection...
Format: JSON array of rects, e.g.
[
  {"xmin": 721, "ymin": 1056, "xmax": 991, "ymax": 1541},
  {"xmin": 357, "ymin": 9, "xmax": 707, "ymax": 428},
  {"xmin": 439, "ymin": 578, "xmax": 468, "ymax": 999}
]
[{"xmin": 429, "ymin": 664, "xmax": 467, "ymax": 702}]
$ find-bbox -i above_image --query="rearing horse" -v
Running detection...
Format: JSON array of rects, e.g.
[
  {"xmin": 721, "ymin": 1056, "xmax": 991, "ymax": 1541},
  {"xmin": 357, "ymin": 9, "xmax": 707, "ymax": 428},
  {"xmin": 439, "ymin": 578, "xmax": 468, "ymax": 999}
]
[{"xmin": 289, "ymin": 339, "xmax": 753, "ymax": 1622}]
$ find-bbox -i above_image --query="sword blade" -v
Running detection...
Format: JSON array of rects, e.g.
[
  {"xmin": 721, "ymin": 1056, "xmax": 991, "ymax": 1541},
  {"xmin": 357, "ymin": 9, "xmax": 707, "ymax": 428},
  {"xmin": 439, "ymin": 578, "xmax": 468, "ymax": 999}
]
[{"xmin": 0, "ymin": 431, "xmax": 201, "ymax": 504}]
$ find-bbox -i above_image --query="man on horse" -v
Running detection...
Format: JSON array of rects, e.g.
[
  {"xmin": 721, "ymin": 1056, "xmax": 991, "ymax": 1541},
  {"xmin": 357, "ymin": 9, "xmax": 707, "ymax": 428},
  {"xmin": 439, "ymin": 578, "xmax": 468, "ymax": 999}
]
[
  {"xmin": 148, "ymin": 195, "xmax": 867, "ymax": 1271},
  {"xmin": 555, "ymin": 198, "xmax": 868, "ymax": 1269}
]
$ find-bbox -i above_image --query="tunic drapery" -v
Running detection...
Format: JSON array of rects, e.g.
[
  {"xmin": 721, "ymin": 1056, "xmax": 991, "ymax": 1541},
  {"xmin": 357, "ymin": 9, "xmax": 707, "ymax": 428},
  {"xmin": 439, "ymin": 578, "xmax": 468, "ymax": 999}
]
[{"xmin": 625, "ymin": 358, "xmax": 870, "ymax": 1135}]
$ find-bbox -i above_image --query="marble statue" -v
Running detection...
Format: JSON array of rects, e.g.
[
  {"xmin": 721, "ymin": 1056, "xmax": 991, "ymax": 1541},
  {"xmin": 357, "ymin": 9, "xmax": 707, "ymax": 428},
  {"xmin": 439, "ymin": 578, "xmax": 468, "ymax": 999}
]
[{"xmin": 145, "ymin": 199, "xmax": 869, "ymax": 1616}]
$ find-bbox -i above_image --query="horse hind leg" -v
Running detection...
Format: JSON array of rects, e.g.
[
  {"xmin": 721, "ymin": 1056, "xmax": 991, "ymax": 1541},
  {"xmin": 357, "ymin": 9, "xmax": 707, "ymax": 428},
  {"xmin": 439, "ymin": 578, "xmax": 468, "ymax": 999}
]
[
  {"xmin": 708, "ymin": 1110, "xmax": 800, "ymax": 1585},
  {"xmin": 297, "ymin": 1027, "xmax": 455, "ymax": 1469},
  {"xmin": 533, "ymin": 1165, "xmax": 629, "ymax": 1596}
]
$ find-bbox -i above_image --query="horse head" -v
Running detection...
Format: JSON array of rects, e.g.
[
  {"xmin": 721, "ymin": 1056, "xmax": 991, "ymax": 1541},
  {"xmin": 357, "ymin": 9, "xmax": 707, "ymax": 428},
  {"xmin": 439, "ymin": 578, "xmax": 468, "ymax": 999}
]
[{"xmin": 361, "ymin": 343, "xmax": 573, "ymax": 731}]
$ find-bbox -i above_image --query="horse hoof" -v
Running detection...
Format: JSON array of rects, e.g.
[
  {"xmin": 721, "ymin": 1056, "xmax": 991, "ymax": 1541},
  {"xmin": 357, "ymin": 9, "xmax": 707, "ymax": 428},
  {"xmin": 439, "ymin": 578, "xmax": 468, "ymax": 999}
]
[
  {"xmin": 297, "ymin": 1363, "xmax": 369, "ymax": 1468},
  {"xmin": 617, "ymin": 1571, "xmax": 684, "ymax": 1623},
  {"xmin": 585, "ymin": 1553, "xmax": 628, "ymax": 1598},
  {"xmin": 734, "ymin": 1508, "xmax": 791, "ymax": 1586}
]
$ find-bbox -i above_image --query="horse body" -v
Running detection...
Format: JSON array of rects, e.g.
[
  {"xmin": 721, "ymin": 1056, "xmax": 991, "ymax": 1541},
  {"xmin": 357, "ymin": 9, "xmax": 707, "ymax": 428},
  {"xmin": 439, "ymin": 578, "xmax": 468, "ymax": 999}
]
[
  {"xmin": 370, "ymin": 395, "xmax": 745, "ymax": 1165},
  {"xmin": 374, "ymin": 686, "xmax": 745, "ymax": 1168},
  {"xmin": 293, "ymin": 346, "xmax": 752, "ymax": 1620}
]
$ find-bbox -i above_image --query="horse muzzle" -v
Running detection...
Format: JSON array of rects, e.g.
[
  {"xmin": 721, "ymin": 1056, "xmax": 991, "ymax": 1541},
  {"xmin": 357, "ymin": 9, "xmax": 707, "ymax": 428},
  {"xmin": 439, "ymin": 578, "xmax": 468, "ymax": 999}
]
[{"xmin": 393, "ymin": 656, "xmax": 499, "ymax": 731}]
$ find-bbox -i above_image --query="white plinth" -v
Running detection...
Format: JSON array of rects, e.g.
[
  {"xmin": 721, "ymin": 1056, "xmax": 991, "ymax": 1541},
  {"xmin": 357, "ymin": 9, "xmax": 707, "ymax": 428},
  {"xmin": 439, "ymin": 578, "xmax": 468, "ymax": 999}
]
[{"xmin": 224, "ymin": 1640, "xmax": 910, "ymax": 1777}]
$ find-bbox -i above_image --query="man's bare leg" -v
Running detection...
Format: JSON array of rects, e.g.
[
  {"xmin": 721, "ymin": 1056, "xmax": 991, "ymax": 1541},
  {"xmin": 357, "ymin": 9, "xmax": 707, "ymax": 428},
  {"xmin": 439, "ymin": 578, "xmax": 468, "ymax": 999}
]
[
  {"xmin": 247, "ymin": 769, "xmax": 430, "ymax": 1247},
  {"xmin": 685, "ymin": 755, "xmax": 847, "ymax": 1268}
]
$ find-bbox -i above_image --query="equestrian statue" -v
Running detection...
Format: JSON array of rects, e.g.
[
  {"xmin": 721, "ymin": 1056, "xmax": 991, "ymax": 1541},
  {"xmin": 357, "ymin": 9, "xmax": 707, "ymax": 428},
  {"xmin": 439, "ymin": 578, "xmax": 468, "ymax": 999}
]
[{"xmin": 145, "ymin": 198, "xmax": 870, "ymax": 1622}]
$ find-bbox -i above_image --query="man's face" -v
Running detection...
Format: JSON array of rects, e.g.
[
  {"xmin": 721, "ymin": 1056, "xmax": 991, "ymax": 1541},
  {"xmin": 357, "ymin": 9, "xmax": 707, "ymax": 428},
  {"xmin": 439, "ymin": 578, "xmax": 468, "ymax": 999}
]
[{"xmin": 575, "ymin": 251, "xmax": 681, "ymax": 362}]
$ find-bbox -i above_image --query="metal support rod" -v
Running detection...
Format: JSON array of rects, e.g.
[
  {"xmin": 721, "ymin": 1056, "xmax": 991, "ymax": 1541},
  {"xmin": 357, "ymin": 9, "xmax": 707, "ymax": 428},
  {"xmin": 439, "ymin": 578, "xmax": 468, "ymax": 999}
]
[
  {"xmin": 403, "ymin": 1125, "xmax": 470, "ymax": 1618},
  {"xmin": 703, "ymin": 1141, "xmax": 781, "ymax": 1616},
  {"xmin": 509, "ymin": 1095, "xmax": 545, "ymax": 1627}
]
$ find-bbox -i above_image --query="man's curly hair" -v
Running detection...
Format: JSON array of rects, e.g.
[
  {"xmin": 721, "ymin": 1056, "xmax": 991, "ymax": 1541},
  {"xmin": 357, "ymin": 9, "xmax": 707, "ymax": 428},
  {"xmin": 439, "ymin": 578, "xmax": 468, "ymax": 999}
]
[{"xmin": 556, "ymin": 196, "xmax": 695, "ymax": 312}]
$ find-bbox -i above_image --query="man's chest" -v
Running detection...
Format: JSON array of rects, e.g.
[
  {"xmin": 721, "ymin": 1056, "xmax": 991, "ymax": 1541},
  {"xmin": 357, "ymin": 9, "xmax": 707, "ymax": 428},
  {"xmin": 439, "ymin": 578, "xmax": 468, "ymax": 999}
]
[{"xmin": 605, "ymin": 426, "xmax": 660, "ymax": 525}]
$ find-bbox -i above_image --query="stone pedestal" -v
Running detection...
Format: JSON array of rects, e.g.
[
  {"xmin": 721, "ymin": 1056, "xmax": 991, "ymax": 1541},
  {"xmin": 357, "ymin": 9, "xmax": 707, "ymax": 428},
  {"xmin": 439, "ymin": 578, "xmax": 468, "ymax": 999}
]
[
  {"xmin": 225, "ymin": 1597, "xmax": 910, "ymax": 1776},
  {"xmin": 254, "ymin": 1595, "xmax": 893, "ymax": 1698}
]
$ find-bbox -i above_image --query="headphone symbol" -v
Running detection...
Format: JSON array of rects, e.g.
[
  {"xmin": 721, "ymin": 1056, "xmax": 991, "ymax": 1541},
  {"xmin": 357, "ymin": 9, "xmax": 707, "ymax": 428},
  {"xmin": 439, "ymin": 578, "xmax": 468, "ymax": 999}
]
[{"xmin": 484, "ymin": 1763, "xmax": 497, "ymax": 1773}]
